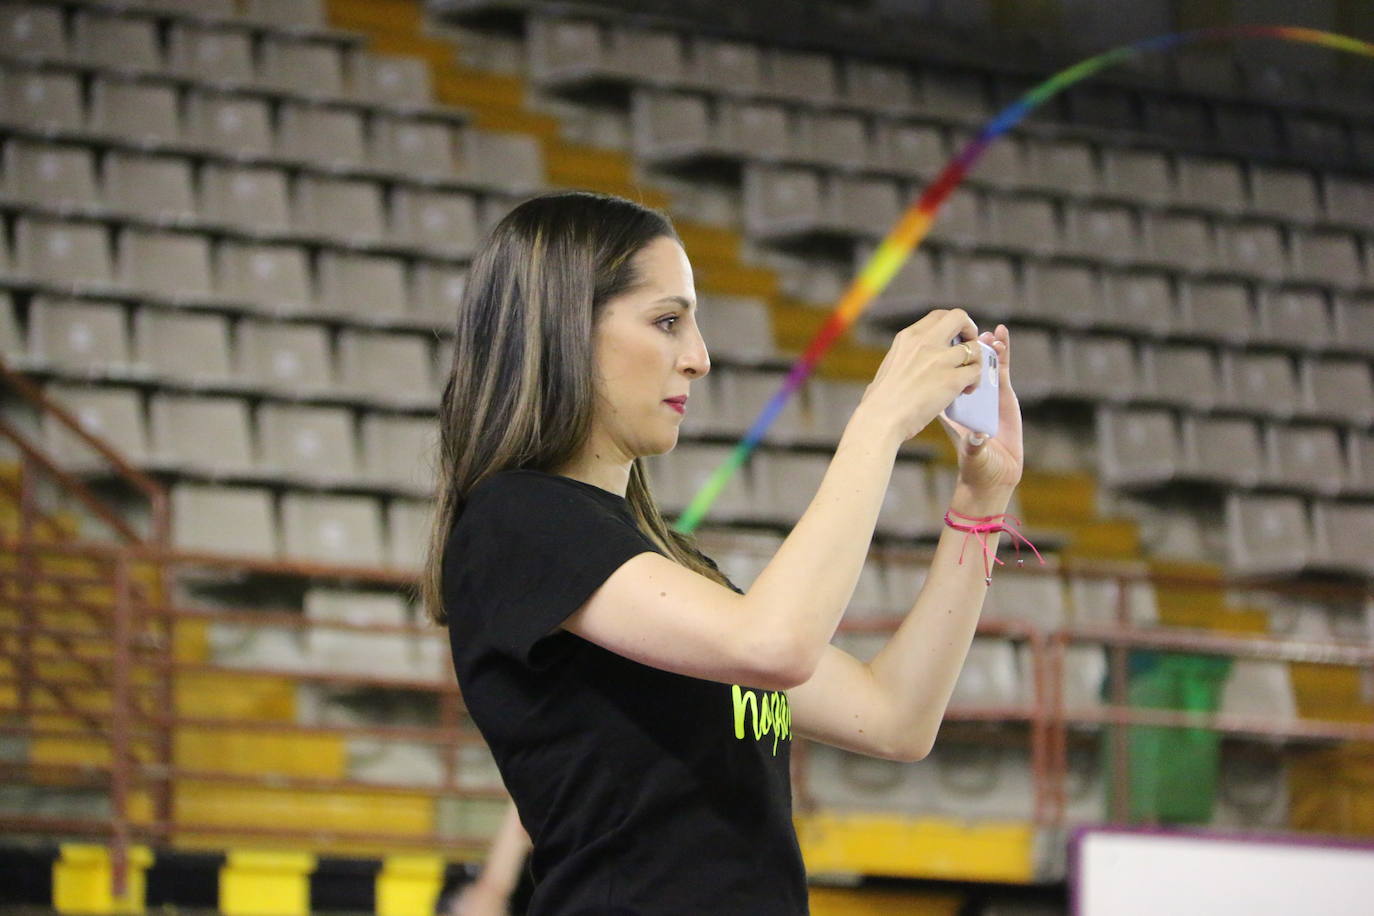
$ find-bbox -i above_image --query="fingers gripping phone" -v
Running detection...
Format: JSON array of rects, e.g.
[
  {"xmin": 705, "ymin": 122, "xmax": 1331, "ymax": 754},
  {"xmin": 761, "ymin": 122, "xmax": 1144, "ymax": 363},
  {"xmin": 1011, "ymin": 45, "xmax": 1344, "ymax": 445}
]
[{"xmin": 944, "ymin": 339, "xmax": 999, "ymax": 438}]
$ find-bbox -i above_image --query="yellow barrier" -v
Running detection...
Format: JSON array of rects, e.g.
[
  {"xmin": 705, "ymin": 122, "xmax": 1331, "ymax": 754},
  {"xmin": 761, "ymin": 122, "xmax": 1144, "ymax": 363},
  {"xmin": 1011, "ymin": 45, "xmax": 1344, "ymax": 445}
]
[
  {"xmin": 219, "ymin": 850, "xmax": 316, "ymax": 916},
  {"xmin": 53, "ymin": 843, "xmax": 153, "ymax": 915},
  {"xmin": 377, "ymin": 855, "xmax": 446, "ymax": 916}
]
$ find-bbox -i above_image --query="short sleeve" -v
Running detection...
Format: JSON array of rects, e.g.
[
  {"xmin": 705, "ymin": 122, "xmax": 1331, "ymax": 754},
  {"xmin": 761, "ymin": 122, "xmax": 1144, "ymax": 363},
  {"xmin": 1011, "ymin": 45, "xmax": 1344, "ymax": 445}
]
[{"xmin": 444, "ymin": 472, "xmax": 664, "ymax": 667}]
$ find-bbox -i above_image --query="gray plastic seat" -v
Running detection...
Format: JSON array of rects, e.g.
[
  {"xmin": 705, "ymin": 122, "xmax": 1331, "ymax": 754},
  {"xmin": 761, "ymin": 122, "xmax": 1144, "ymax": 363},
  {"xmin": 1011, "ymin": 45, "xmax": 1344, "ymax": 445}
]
[
  {"xmin": 919, "ymin": 69, "xmax": 988, "ymax": 120},
  {"xmin": 280, "ymin": 492, "xmax": 386, "ymax": 567},
  {"xmin": 71, "ymin": 10, "xmax": 161, "ymax": 72},
  {"xmin": 1332, "ymin": 294, "xmax": 1374, "ymax": 357},
  {"xmin": 1313, "ymin": 500, "xmax": 1374, "ymax": 575},
  {"xmin": 1181, "ymin": 415, "xmax": 1265, "ymax": 486},
  {"xmin": 1144, "ymin": 342, "xmax": 1221, "ymax": 410},
  {"xmin": 316, "ymin": 253, "xmax": 407, "ymax": 321},
  {"xmin": 369, "ymin": 116, "xmax": 455, "ymax": 177},
  {"xmin": 351, "ymin": 53, "xmax": 432, "ymax": 106},
  {"xmin": 410, "ymin": 263, "xmax": 468, "ymax": 327},
  {"xmin": 763, "ymin": 48, "xmax": 836, "ymax": 105},
  {"xmin": 1101, "ymin": 148, "xmax": 1173, "ymax": 206},
  {"xmin": 1301, "ymin": 357, "xmax": 1374, "ymax": 426},
  {"xmin": 1178, "ymin": 280, "xmax": 1252, "ymax": 346},
  {"xmin": 1250, "ymin": 166, "xmax": 1319, "ymax": 223},
  {"xmin": 336, "ymin": 329, "xmax": 435, "ymax": 405},
  {"xmin": 1264, "ymin": 422, "xmax": 1345, "ymax": 495},
  {"xmin": 117, "ymin": 229, "xmax": 213, "ymax": 302},
  {"xmin": 752, "ymin": 450, "xmax": 828, "ymax": 525},
  {"xmin": 648, "ymin": 442, "xmax": 759, "ymax": 523},
  {"xmin": 387, "ymin": 499, "xmax": 433, "ymax": 568},
  {"xmin": 990, "ymin": 195, "xmax": 1058, "ymax": 254},
  {"xmin": 390, "ymin": 188, "xmax": 480, "ymax": 256},
  {"xmin": 454, "ymin": 128, "xmax": 543, "ymax": 194},
  {"xmin": 712, "ymin": 368, "xmax": 805, "ymax": 444},
  {"xmin": 359, "ymin": 414, "xmax": 437, "ymax": 492},
  {"xmin": 1219, "ymin": 221, "xmax": 1287, "ymax": 282},
  {"xmin": 1323, "ymin": 175, "xmax": 1374, "ymax": 230},
  {"xmin": 1145, "ymin": 212, "xmax": 1214, "ymax": 271},
  {"xmin": 1290, "ymin": 230, "xmax": 1364, "ymax": 288},
  {"xmin": 103, "ymin": 152, "xmax": 197, "ymax": 223},
  {"xmin": 15, "ymin": 217, "xmax": 113, "ymax": 289},
  {"xmin": 945, "ymin": 251, "xmax": 1018, "ymax": 320},
  {"xmin": 276, "ymin": 103, "xmax": 367, "ymax": 168},
  {"xmin": 149, "ymin": 392, "xmax": 255, "ymax": 475},
  {"xmin": 88, "ymin": 78, "xmax": 181, "ymax": 145},
  {"xmin": 0, "ymin": 5, "xmax": 67, "ymax": 58},
  {"xmin": 216, "ymin": 242, "xmax": 313, "ymax": 314},
  {"xmin": 1254, "ymin": 288, "xmax": 1330, "ymax": 350},
  {"xmin": 1101, "ymin": 270, "xmax": 1175, "ymax": 335},
  {"xmin": 694, "ymin": 294, "xmax": 774, "ymax": 365},
  {"xmin": 871, "ymin": 121, "xmax": 944, "ymax": 178},
  {"xmin": 1024, "ymin": 138, "xmax": 1098, "ymax": 195},
  {"xmin": 134, "ymin": 309, "xmax": 233, "ymax": 385},
  {"xmin": 1, "ymin": 68, "xmax": 84, "ymax": 132},
  {"xmin": 877, "ymin": 460, "xmax": 938, "ymax": 539},
  {"xmin": 795, "ymin": 110, "xmax": 869, "ymax": 169},
  {"xmin": 28, "ymin": 298, "xmax": 130, "ymax": 374},
  {"xmin": 1174, "ymin": 155, "xmax": 1246, "ymax": 213},
  {"xmin": 1222, "ymin": 350, "xmax": 1300, "ymax": 418},
  {"xmin": 167, "ymin": 22, "xmax": 255, "ymax": 84},
  {"xmin": 292, "ymin": 175, "xmax": 386, "ymax": 243},
  {"xmin": 1064, "ymin": 203, "xmax": 1138, "ymax": 262},
  {"xmin": 1095, "ymin": 406, "xmax": 1182, "ymax": 487},
  {"xmin": 1224, "ymin": 493, "xmax": 1310, "ymax": 576},
  {"xmin": 258, "ymin": 37, "xmax": 345, "ymax": 97},
  {"xmin": 839, "ymin": 59, "xmax": 913, "ymax": 113},
  {"xmin": 43, "ymin": 381, "xmax": 147, "ymax": 472},
  {"xmin": 3, "ymin": 139, "xmax": 99, "ymax": 210},
  {"xmin": 171, "ymin": 483, "xmax": 276, "ymax": 557},
  {"xmin": 1059, "ymin": 334, "xmax": 1140, "ymax": 403},
  {"xmin": 257, "ymin": 404, "xmax": 358, "ymax": 482},
  {"xmin": 686, "ymin": 37, "xmax": 763, "ymax": 95},
  {"xmin": 1023, "ymin": 262, "xmax": 1098, "ymax": 327},
  {"xmin": 201, "ymin": 164, "xmax": 291, "ymax": 233},
  {"xmin": 186, "ymin": 91, "xmax": 273, "ymax": 157},
  {"xmin": 235, "ymin": 319, "xmax": 334, "ymax": 394}
]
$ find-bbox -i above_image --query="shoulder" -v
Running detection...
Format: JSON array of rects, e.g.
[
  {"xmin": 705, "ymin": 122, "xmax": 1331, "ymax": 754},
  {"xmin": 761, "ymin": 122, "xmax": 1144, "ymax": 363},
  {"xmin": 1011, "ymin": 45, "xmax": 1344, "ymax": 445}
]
[{"xmin": 458, "ymin": 470, "xmax": 640, "ymax": 538}]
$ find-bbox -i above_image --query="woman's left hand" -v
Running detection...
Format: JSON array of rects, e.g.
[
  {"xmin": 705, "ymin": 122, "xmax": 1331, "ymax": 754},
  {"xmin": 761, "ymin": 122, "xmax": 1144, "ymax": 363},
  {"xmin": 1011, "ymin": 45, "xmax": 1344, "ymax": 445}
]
[{"xmin": 938, "ymin": 324, "xmax": 1024, "ymax": 497}]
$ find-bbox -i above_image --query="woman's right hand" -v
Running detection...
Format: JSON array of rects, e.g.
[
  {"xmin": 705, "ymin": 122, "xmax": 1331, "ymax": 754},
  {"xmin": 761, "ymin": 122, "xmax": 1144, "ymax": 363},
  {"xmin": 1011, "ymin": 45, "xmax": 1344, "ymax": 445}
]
[{"xmin": 858, "ymin": 308, "xmax": 984, "ymax": 443}]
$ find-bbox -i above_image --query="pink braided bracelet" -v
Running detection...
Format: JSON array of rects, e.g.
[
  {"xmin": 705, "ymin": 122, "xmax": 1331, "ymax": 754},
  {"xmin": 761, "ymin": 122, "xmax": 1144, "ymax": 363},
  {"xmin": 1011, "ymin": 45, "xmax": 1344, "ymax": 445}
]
[{"xmin": 943, "ymin": 509, "xmax": 1046, "ymax": 584}]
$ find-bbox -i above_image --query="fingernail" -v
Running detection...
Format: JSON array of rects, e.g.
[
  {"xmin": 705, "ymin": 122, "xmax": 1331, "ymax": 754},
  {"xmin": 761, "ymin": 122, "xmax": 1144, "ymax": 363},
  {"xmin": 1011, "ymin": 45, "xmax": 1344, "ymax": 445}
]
[{"xmin": 969, "ymin": 433, "xmax": 987, "ymax": 447}]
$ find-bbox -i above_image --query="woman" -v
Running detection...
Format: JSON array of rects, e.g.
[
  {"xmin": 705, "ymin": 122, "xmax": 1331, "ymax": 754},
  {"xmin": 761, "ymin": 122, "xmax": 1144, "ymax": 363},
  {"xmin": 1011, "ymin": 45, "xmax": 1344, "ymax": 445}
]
[{"xmin": 422, "ymin": 190, "xmax": 1023, "ymax": 914}]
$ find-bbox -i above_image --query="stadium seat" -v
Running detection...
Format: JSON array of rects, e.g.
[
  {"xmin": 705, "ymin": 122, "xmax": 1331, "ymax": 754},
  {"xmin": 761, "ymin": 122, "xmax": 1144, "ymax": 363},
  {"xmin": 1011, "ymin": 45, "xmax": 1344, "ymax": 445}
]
[
  {"xmin": 1178, "ymin": 279, "xmax": 1252, "ymax": 345},
  {"xmin": 649, "ymin": 442, "xmax": 758, "ymax": 522},
  {"xmin": 696, "ymin": 294, "xmax": 775, "ymax": 364},
  {"xmin": 1024, "ymin": 138, "xmax": 1098, "ymax": 195},
  {"xmin": 351, "ymin": 53, "xmax": 433, "ymax": 106},
  {"xmin": 1145, "ymin": 212, "xmax": 1214, "ymax": 272},
  {"xmin": 0, "ymin": 68, "xmax": 84, "ymax": 132},
  {"xmin": 0, "ymin": 293, "xmax": 25, "ymax": 364},
  {"xmin": 1181, "ymin": 414, "xmax": 1265, "ymax": 486},
  {"xmin": 244, "ymin": 0, "xmax": 325, "ymax": 28},
  {"xmin": 764, "ymin": 48, "xmax": 836, "ymax": 104},
  {"xmin": 1290, "ymin": 230, "xmax": 1365, "ymax": 288},
  {"xmin": 1067, "ymin": 570, "xmax": 1159, "ymax": 626},
  {"xmin": 1224, "ymin": 350, "xmax": 1301, "ymax": 419},
  {"xmin": 410, "ymin": 263, "xmax": 468, "ymax": 326},
  {"xmin": 1264, "ymin": 422, "xmax": 1345, "ymax": 495},
  {"xmin": 1143, "ymin": 342, "xmax": 1222, "ymax": 410},
  {"xmin": 304, "ymin": 588, "xmax": 414, "ymax": 679},
  {"xmin": 317, "ymin": 253, "xmax": 408, "ymax": 321},
  {"xmin": 280, "ymin": 492, "xmax": 386, "ymax": 567},
  {"xmin": 1224, "ymin": 493, "xmax": 1311, "ymax": 575},
  {"xmin": 359, "ymin": 414, "xmax": 436, "ymax": 492},
  {"xmin": 839, "ymin": 59, "xmax": 914, "ymax": 113},
  {"xmin": 686, "ymin": 37, "xmax": 764, "ymax": 95},
  {"xmin": 990, "ymin": 195, "xmax": 1059, "ymax": 255},
  {"xmin": 3, "ymin": 140, "xmax": 99, "ymax": 210},
  {"xmin": 0, "ymin": 4, "xmax": 67, "ymax": 58},
  {"xmin": 117, "ymin": 229, "xmax": 214, "ymax": 301},
  {"xmin": 1059, "ymin": 334, "xmax": 1140, "ymax": 403},
  {"xmin": 88, "ymin": 78, "xmax": 181, "ymax": 145},
  {"xmin": 1331, "ymin": 294, "xmax": 1374, "ymax": 356},
  {"xmin": 1218, "ymin": 221, "xmax": 1288, "ymax": 282},
  {"xmin": 795, "ymin": 110, "xmax": 869, "ymax": 170},
  {"xmin": 1254, "ymin": 288, "xmax": 1331, "ymax": 350},
  {"xmin": 171, "ymin": 483, "xmax": 276, "ymax": 556},
  {"xmin": 258, "ymin": 37, "xmax": 345, "ymax": 97},
  {"xmin": 1174, "ymin": 155, "xmax": 1247, "ymax": 213},
  {"xmin": 455, "ymin": 128, "xmax": 544, "ymax": 193},
  {"xmin": 1101, "ymin": 148, "xmax": 1173, "ymax": 206},
  {"xmin": 71, "ymin": 10, "xmax": 161, "ymax": 72},
  {"xmin": 216, "ymin": 242, "xmax": 314, "ymax": 313},
  {"xmin": 1064, "ymin": 203, "xmax": 1139, "ymax": 262},
  {"xmin": 713, "ymin": 368, "xmax": 806, "ymax": 443},
  {"xmin": 336, "ymin": 329, "xmax": 435, "ymax": 406},
  {"xmin": 15, "ymin": 217, "xmax": 114, "ymax": 289},
  {"xmin": 201, "ymin": 164, "xmax": 292, "ymax": 232},
  {"xmin": 257, "ymin": 404, "xmax": 358, "ymax": 482},
  {"xmin": 920, "ymin": 69, "xmax": 989, "ymax": 120},
  {"xmin": 386, "ymin": 499, "xmax": 433, "ymax": 567},
  {"xmin": 369, "ymin": 115, "xmax": 456, "ymax": 177},
  {"xmin": 390, "ymin": 188, "xmax": 481, "ymax": 256},
  {"xmin": 945, "ymin": 251, "xmax": 1018, "ymax": 320},
  {"xmin": 235, "ymin": 319, "xmax": 334, "ymax": 394},
  {"xmin": 963, "ymin": 133, "xmax": 1024, "ymax": 189},
  {"xmin": 1095, "ymin": 406, "xmax": 1182, "ymax": 487},
  {"xmin": 292, "ymin": 176, "xmax": 387, "ymax": 243},
  {"xmin": 1313, "ymin": 500, "xmax": 1374, "ymax": 575},
  {"xmin": 103, "ymin": 152, "xmax": 197, "ymax": 223},
  {"xmin": 1250, "ymin": 165, "xmax": 1320, "ymax": 223},
  {"xmin": 1023, "ymin": 261, "xmax": 1098, "ymax": 327},
  {"xmin": 41, "ymin": 384, "xmax": 146, "ymax": 472},
  {"xmin": 877, "ymin": 460, "xmax": 939, "ymax": 539},
  {"xmin": 871, "ymin": 121, "xmax": 944, "ymax": 178},
  {"xmin": 28, "ymin": 299, "xmax": 130, "ymax": 374},
  {"xmin": 1101, "ymin": 270, "xmax": 1175, "ymax": 335},
  {"xmin": 1301, "ymin": 357, "xmax": 1374, "ymax": 426},
  {"xmin": 167, "ymin": 22, "xmax": 256, "ymax": 84},
  {"xmin": 186, "ymin": 91, "xmax": 274, "ymax": 156},
  {"xmin": 276, "ymin": 103, "xmax": 368, "ymax": 168},
  {"xmin": 149, "ymin": 393, "xmax": 255, "ymax": 475},
  {"xmin": 134, "ymin": 309, "xmax": 234, "ymax": 385},
  {"xmin": 1324, "ymin": 175, "xmax": 1374, "ymax": 230}
]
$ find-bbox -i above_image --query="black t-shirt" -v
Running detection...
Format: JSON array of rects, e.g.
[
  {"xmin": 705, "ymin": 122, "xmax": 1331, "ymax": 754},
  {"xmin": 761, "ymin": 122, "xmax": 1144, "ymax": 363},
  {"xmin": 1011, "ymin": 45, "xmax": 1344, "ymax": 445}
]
[{"xmin": 444, "ymin": 469, "xmax": 808, "ymax": 915}]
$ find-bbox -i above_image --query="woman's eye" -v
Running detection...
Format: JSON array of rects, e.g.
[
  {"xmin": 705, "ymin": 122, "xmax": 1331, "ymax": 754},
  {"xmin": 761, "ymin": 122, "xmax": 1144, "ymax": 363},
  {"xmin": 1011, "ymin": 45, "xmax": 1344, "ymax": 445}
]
[{"xmin": 656, "ymin": 316, "xmax": 679, "ymax": 332}]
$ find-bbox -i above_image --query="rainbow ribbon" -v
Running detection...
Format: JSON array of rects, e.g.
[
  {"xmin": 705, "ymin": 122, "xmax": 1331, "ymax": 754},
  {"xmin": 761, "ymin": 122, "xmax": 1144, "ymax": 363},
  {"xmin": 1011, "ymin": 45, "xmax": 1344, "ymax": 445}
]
[{"xmin": 672, "ymin": 25, "xmax": 1374, "ymax": 534}]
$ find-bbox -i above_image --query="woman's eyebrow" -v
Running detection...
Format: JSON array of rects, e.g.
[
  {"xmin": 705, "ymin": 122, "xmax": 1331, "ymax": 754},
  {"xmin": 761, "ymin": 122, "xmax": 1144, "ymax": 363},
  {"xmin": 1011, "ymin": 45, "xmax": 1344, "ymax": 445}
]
[{"xmin": 652, "ymin": 295, "xmax": 697, "ymax": 311}]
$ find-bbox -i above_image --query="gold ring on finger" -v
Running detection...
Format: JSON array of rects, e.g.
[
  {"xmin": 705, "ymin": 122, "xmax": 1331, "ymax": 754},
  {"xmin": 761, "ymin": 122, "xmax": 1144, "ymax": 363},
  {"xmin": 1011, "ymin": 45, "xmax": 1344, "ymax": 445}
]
[{"xmin": 956, "ymin": 341, "xmax": 975, "ymax": 367}]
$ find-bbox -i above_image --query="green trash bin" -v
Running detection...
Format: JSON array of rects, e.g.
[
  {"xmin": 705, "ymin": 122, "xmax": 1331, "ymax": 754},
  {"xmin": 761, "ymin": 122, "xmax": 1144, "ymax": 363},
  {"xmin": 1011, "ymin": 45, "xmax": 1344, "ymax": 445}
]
[{"xmin": 1102, "ymin": 650, "xmax": 1233, "ymax": 823}]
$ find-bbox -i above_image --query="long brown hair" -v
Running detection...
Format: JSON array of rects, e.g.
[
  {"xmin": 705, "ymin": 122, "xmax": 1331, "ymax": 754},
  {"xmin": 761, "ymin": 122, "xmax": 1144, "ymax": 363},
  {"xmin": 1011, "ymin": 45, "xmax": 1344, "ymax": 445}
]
[{"xmin": 420, "ymin": 190, "xmax": 731, "ymax": 624}]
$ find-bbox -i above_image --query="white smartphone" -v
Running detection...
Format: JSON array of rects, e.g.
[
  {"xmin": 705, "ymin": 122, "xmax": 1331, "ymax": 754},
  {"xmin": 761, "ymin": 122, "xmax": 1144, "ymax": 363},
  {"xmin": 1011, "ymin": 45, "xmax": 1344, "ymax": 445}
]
[{"xmin": 944, "ymin": 339, "xmax": 999, "ymax": 438}]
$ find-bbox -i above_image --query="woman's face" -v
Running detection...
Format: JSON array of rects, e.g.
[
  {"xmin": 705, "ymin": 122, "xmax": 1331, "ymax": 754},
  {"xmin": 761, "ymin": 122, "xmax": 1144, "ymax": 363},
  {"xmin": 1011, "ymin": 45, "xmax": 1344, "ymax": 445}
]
[{"xmin": 590, "ymin": 236, "xmax": 710, "ymax": 460}]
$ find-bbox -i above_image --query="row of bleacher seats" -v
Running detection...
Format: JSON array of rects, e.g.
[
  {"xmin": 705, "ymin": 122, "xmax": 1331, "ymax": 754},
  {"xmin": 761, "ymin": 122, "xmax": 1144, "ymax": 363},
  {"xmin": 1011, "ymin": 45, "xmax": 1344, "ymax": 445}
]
[
  {"xmin": 742, "ymin": 164, "xmax": 1374, "ymax": 291},
  {"xmin": 40, "ymin": 382, "xmax": 438, "ymax": 492},
  {"xmin": 0, "ymin": 64, "xmax": 539, "ymax": 194},
  {"xmin": 869, "ymin": 246, "xmax": 1374, "ymax": 356},
  {"xmin": 1, "ymin": 295, "xmax": 450, "ymax": 403},
  {"xmin": 0, "ymin": 217, "xmax": 468, "ymax": 328},
  {"xmin": 529, "ymin": 15, "xmax": 1373, "ymax": 125},
  {"xmin": 0, "ymin": 2, "xmax": 428, "ymax": 105},
  {"xmin": 9, "ymin": 0, "xmax": 341, "ymax": 34},
  {"xmin": 2, "ymin": 139, "xmax": 495, "ymax": 257},
  {"xmin": 1098, "ymin": 406, "xmax": 1374, "ymax": 497},
  {"xmin": 638, "ymin": 88, "xmax": 1374, "ymax": 231}
]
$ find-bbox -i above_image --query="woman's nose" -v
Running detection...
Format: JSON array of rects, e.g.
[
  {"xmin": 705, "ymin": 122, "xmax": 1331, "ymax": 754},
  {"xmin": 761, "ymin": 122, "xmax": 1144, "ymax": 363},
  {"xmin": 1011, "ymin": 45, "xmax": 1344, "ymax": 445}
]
[{"xmin": 680, "ymin": 336, "xmax": 710, "ymax": 377}]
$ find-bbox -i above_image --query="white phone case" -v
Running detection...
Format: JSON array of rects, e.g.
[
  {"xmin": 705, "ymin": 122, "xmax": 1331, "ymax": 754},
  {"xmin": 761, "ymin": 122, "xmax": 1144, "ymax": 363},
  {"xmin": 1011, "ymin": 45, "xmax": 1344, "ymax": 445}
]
[{"xmin": 944, "ymin": 340, "xmax": 999, "ymax": 438}]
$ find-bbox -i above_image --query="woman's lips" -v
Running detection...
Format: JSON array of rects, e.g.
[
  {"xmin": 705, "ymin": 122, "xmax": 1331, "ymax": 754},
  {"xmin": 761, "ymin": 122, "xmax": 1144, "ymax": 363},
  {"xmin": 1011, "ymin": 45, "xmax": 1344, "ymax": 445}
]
[{"xmin": 663, "ymin": 398, "xmax": 687, "ymax": 414}]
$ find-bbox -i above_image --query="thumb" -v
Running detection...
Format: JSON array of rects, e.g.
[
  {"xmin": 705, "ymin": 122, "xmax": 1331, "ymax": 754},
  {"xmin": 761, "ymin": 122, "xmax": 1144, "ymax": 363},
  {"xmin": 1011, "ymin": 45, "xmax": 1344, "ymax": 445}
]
[{"xmin": 962, "ymin": 431, "xmax": 994, "ymax": 470}]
